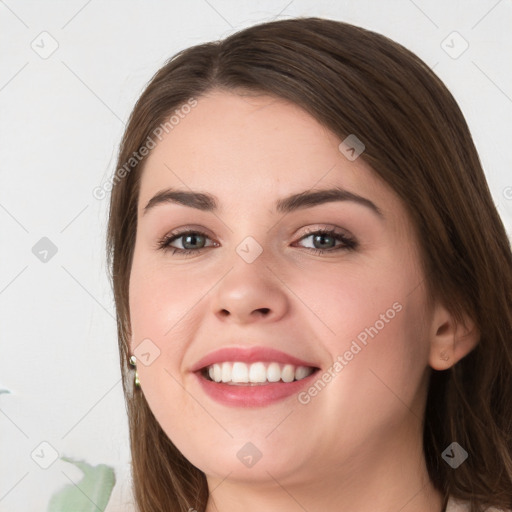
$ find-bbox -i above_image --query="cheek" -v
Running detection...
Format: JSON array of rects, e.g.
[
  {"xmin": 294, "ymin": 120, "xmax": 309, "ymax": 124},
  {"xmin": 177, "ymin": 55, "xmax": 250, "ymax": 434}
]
[
  {"xmin": 129, "ymin": 250, "xmax": 207, "ymax": 350},
  {"xmin": 285, "ymin": 259, "xmax": 410, "ymax": 350},
  {"xmin": 291, "ymin": 256, "xmax": 430, "ymax": 402},
  {"xmin": 325, "ymin": 280, "xmax": 429, "ymax": 422},
  {"xmin": 128, "ymin": 251, "xmax": 212, "ymax": 425},
  {"xmin": 128, "ymin": 261, "xmax": 204, "ymax": 458},
  {"xmin": 284, "ymin": 268, "xmax": 431, "ymax": 465}
]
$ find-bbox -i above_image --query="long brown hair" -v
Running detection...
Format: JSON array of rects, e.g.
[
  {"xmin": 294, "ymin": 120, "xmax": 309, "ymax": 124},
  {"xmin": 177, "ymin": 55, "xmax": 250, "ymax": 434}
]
[{"xmin": 106, "ymin": 17, "xmax": 512, "ymax": 511}]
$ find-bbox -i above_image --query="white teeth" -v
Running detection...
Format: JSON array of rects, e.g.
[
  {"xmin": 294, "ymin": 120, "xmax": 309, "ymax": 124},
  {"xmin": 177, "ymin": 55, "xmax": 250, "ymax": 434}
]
[
  {"xmin": 213, "ymin": 364, "xmax": 222, "ymax": 382},
  {"xmin": 267, "ymin": 362, "xmax": 281, "ymax": 382},
  {"xmin": 281, "ymin": 364, "xmax": 295, "ymax": 383},
  {"xmin": 249, "ymin": 362, "xmax": 267, "ymax": 383},
  {"xmin": 231, "ymin": 362, "xmax": 249, "ymax": 383},
  {"xmin": 295, "ymin": 365, "xmax": 311, "ymax": 380},
  {"xmin": 221, "ymin": 362, "xmax": 231, "ymax": 383},
  {"xmin": 205, "ymin": 361, "xmax": 315, "ymax": 384}
]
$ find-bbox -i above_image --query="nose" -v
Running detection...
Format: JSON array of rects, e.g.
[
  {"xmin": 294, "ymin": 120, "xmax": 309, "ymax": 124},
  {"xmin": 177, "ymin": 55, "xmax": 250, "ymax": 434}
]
[
  {"xmin": 211, "ymin": 262, "xmax": 289, "ymax": 325},
  {"xmin": 219, "ymin": 305, "xmax": 271, "ymax": 320}
]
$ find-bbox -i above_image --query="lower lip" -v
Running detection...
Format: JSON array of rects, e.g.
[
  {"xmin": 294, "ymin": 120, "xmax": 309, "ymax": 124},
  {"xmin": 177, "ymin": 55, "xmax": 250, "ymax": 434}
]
[{"xmin": 194, "ymin": 370, "xmax": 319, "ymax": 407}]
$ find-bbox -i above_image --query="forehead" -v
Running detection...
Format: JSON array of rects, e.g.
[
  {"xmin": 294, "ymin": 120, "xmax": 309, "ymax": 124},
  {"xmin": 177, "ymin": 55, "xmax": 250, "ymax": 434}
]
[{"xmin": 137, "ymin": 89, "xmax": 395, "ymax": 216}]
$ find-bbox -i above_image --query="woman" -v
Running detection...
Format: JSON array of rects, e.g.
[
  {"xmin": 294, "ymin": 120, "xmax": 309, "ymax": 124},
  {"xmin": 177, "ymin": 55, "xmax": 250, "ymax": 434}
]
[{"xmin": 106, "ymin": 17, "xmax": 512, "ymax": 512}]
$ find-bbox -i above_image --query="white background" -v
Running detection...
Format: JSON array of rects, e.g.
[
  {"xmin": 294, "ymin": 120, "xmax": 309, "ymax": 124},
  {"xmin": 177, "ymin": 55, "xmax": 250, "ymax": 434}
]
[{"xmin": 1, "ymin": 1, "xmax": 511, "ymax": 511}]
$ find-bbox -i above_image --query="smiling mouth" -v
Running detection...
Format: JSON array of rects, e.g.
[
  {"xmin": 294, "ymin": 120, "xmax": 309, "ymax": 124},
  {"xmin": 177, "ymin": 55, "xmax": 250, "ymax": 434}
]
[{"xmin": 200, "ymin": 361, "xmax": 320, "ymax": 386}]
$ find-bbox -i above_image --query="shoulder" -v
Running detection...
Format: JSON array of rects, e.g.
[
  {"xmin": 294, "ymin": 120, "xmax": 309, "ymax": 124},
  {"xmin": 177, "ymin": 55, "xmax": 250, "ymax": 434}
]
[{"xmin": 447, "ymin": 496, "xmax": 512, "ymax": 512}]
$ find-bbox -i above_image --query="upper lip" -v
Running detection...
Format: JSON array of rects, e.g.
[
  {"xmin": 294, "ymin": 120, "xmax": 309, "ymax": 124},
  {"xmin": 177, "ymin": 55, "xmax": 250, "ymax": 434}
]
[{"xmin": 190, "ymin": 346, "xmax": 320, "ymax": 373}]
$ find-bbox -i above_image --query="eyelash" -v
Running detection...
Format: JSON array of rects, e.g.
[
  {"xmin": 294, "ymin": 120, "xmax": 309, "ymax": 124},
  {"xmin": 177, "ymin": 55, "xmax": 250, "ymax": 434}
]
[{"xmin": 156, "ymin": 227, "xmax": 358, "ymax": 256}]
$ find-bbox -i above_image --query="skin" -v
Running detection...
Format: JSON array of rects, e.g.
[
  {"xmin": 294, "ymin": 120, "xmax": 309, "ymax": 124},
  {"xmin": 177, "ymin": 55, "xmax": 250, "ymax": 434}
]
[{"xmin": 128, "ymin": 89, "xmax": 479, "ymax": 511}]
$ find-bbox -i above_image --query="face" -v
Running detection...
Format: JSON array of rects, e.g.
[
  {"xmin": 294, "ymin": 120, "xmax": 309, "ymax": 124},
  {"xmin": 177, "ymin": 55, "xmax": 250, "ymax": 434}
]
[{"xmin": 128, "ymin": 89, "xmax": 434, "ymax": 489}]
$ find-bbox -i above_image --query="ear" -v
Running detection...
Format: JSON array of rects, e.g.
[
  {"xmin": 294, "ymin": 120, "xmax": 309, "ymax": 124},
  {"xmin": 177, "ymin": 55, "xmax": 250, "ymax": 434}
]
[{"xmin": 428, "ymin": 302, "xmax": 480, "ymax": 370}]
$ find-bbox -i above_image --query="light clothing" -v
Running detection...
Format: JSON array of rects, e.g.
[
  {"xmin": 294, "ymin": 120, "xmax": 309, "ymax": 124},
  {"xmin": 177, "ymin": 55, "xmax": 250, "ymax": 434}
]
[
  {"xmin": 447, "ymin": 496, "xmax": 510, "ymax": 512},
  {"xmin": 104, "ymin": 492, "xmax": 510, "ymax": 511}
]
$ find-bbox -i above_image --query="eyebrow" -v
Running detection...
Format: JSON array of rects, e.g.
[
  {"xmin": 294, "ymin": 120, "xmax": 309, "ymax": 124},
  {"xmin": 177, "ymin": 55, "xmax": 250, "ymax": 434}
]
[{"xmin": 142, "ymin": 186, "xmax": 383, "ymax": 219}]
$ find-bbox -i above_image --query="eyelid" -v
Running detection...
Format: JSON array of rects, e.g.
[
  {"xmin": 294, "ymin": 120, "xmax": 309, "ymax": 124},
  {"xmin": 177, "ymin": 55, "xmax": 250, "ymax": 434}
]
[
  {"xmin": 157, "ymin": 224, "xmax": 357, "ymax": 255},
  {"xmin": 297, "ymin": 224, "xmax": 354, "ymax": 238},
  {"xmin": 155, "ymin": 227, "xmax": 218, "ymax": 251},
  {"xmin": 160, "ymin": 224, "xmax": 352, "ymax": 242},
  {"xmin": 159, "ymin": 225, "xmax": 216, "ymax": 242}
]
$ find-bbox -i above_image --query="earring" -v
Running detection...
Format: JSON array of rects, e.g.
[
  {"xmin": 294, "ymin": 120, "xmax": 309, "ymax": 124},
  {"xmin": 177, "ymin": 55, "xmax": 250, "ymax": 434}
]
[
  {"xmin": 129, "ymin": 355, "xmax": 141, "ymax": 388},
  {"xmin": 439, "ymin": 350, "xmax": 450, "ymax": 362}
]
